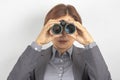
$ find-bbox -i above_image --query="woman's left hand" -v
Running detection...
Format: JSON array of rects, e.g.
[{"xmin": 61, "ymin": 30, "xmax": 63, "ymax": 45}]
[{"xmin": 70, "ymin": 21, "xmax": 94, "ymax": 46}]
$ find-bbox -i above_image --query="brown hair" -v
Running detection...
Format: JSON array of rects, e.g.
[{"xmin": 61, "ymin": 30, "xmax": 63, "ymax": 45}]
[{"xmin": 44, "ymin": 4, "xmax": 82, "ymax": 25}]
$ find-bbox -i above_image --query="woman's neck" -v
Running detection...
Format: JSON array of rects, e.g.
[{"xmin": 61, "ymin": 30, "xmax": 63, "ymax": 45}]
[{"xmin": 53, "ymin": 45, "xmax": 72, "ymax": 55}]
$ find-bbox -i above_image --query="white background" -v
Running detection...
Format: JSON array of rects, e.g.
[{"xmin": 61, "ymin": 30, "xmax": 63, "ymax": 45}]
[{"xmin": 0, "ymin": 0, "xmax": 120, "ymax": 80}]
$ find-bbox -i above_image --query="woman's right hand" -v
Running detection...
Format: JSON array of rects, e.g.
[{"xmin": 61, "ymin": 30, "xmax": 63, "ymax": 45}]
[{"xmin": 35, "ymin": 19, "xmax": 60, "ymax": 46}]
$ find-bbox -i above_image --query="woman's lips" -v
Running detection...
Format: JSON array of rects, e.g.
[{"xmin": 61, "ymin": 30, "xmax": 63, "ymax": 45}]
[{"xmin": 58, "ymin": 40, "xmax": 68, "ymax": 43}]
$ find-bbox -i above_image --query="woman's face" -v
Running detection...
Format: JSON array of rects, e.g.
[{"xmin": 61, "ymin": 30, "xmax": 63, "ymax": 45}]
[{"xmin": 51, "ymin": 15, "xmax": 76, "ymax": 49}]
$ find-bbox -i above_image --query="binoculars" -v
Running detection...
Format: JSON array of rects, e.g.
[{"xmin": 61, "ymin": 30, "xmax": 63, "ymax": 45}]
[{"xmin": 51, "ymin": 20, "xmax": 76, "ymax": 34}]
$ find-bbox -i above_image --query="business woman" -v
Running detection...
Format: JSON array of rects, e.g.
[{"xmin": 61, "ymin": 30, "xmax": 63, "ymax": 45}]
[{"xmin": 7, "ymin": 4, "xmax": 112, "ymax": 80}]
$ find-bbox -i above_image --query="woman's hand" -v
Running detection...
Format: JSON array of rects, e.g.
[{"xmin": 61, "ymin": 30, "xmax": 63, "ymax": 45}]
[
  {"xmin": 70, "ymin": 21, "xmax": 94, "ymax": 46},
  {"xmin": 35, "ymin": 19, "xmax": 60, "ymax": 46}
]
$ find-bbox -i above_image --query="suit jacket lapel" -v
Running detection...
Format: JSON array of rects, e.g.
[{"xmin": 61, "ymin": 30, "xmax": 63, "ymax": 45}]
[
  {"xmin": 35, "ymin": 45, "xmax": 53, "ymax": 80},
  {"xmin": 72, "ymin": 45, "xmax": 86, "ymax": 80}
]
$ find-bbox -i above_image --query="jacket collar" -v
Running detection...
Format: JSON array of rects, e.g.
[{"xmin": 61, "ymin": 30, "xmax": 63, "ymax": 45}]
[{"xmin": 51, "ymin": 45, "xmax": 73, "ymax": 60}]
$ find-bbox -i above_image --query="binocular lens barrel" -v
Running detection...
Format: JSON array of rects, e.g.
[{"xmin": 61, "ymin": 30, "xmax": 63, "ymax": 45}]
[
  {"xmin": 52, "ymin": 24, "xmax": 62, "ymax": 34},
  {"xmin": 65, "ymin": 24, "xmax": 76, "ymax": 34}
]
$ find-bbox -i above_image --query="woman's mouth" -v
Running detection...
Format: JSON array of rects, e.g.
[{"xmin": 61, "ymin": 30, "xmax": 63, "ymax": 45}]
[{"xmin": 58, "ymin": 40, "xmax": 68, "ymax": 43}]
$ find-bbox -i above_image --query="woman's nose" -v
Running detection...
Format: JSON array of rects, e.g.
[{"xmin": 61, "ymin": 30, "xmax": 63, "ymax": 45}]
[{"xmin": 62, "ymin": 30, "xmax": 67, "ymax": 35}]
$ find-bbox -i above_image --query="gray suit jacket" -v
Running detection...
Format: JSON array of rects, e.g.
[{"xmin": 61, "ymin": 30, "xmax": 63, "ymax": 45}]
[{"xmin": 7, "ymin": 45, "xmax": 112, "ymax": 80}]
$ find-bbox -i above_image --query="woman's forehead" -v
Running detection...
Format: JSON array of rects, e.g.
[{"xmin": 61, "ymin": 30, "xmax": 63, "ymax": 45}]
[{"xmin": 56, "ymin": 15, "xmax": 75, "ymax": 22}]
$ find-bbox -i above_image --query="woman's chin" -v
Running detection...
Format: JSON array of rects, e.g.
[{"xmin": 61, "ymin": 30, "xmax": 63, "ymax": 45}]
[{"xmin": 57, "ymin": 43, "xmax": 69, "ymax": 49}]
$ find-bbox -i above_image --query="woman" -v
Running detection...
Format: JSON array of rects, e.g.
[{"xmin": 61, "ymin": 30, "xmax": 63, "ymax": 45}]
[{"xmin": 7, "ymin": 4, "xmax": 112, "ymax": 80}]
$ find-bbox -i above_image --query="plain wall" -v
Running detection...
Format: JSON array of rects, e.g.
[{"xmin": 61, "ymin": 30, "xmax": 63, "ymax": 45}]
[{"xmin": 0, "ymin": 0, "xmax": 120, "ymax": 80}]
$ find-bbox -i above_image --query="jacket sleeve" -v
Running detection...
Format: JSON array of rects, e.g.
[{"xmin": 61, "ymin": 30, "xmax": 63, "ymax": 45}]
[
  {"xmin": 83, "ymin": 45, "xmax": 112, "ymax": 80},
  {"xmin": 7, "ymin": 45, "xmax": 42, "ymax": 80}
]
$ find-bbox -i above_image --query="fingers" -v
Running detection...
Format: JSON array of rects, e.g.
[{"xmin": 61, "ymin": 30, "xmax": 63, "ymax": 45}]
[
  {"xmin": 67, "ymin": 29, "xmax": 77, "ymax": 40},
  {"xmin": 68, "ymin": 20, "xmax": 87, "ymax": 32},
  {"xmin": 44, "ymin": 19, "xmax": 60, "ymax": 32},
  {"xmin": 67, "ymin": 20, "xmax": 85, "ymax": 41}
]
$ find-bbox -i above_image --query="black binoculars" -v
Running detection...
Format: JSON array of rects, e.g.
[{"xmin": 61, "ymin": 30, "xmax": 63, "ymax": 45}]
[{"xmin": 51, "ymin": 20, "xmax": 76, "ymax": 34}]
